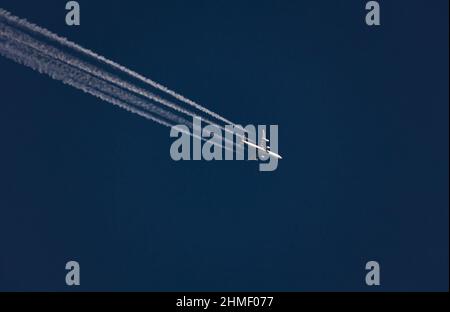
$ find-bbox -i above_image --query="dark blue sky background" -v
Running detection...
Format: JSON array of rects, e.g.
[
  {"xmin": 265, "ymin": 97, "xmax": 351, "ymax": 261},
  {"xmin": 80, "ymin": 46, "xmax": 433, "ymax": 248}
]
[{"xmin": 0, "ymin": 0, "xmax": 448, "ymax": 291}]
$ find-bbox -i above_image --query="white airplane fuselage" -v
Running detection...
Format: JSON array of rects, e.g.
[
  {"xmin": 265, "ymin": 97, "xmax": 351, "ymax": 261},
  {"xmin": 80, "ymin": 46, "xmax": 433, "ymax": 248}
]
[{"xmin": 241, "ymin": 139, "xmax": 282, "ymax": 160}]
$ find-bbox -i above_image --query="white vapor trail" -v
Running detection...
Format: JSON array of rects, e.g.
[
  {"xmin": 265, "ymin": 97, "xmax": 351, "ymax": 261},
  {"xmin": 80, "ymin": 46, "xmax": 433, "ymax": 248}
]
[
  {"xmin": 0, "ymin": 19, "xmax": 228, "ymax": 131},
  {"xmin": 0, "ymin": 36, "xmax": 239, "ymax": 153},
  {"xmin": 0, "ymin": 8, "xmax": 244, "ymax": 154},
  {"xmin": 0, "ymin": 8, "xmax": 237, "ymax": 128},
  {"xmin": 0, "ymin": 36, "xmax": 180, "ymax": 128}
]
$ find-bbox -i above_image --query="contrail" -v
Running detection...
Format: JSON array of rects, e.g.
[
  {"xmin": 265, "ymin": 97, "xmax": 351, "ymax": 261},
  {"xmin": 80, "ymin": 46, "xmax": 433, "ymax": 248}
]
[
  {"xmin": 0, "ymin": 9, "xmax": 245, "ymax": 141},
  {"xmin": 0, "ymin": 8, "xmax": 237, "ymax": 127},
  {"xmin": 0, "ymin": 36, "xmax": 181, "ymax": 128},
  {"xmin": 0, "ymin": 37, "xmax": 240, "ymax": 154},
  {"xmin": 0, "ymin": 8, "xmax": 244, "ymax": 154},
  {"xmin": 0, "ymin": 23, "xmax": 191, "ymax": 127},
  {"xmin": 0, "ymin": 18, "xmax": 228, "ymax": 131}
]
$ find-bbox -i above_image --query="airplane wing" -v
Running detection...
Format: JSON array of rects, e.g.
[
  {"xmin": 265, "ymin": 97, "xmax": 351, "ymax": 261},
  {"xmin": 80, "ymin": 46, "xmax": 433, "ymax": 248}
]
[
  {"xmin": 242, "ymin": 139, "xmax": 265, "ymax": 152},
  {"xmin": 242, "ymin": 139, "xmax": 282, "ymax": 159},
  {"xmin": 259, "ymin": 129, "xmax": 267, "ymax": 151},
  {"xmin": 241, "ymin": 130, "xmax": 282, "ymax": 160}
]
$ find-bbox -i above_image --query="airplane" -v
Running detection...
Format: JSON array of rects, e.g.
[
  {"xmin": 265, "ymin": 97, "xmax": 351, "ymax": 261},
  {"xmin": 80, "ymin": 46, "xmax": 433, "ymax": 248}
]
[{"xmin": 241, "ymin": 129, "xmax": 282, "ymax": 160}]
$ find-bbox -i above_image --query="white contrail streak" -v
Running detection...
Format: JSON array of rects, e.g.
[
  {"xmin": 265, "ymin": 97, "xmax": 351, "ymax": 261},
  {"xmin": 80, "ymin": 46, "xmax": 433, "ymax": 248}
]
[
  {"xmin": 0, "ymin": 10, "xmax": 245, "ymax": 141},
  {"xmin": 0, "ymin": 8, "xmax": 244, "ymax": 154},
  {"xmin": 0, "ymin": 8, "xmax": 237, "ymax": 127},
  {"xmin": 0, "ymin": 37, "xmax": 179, "ymax": 128},
  {"xmin": 0, "ymin": 37, "xmax": 240, "ymax": 153},
  {"xmin": 0, "ymin": 21, "xmax": 224, "ymax": 129}
]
